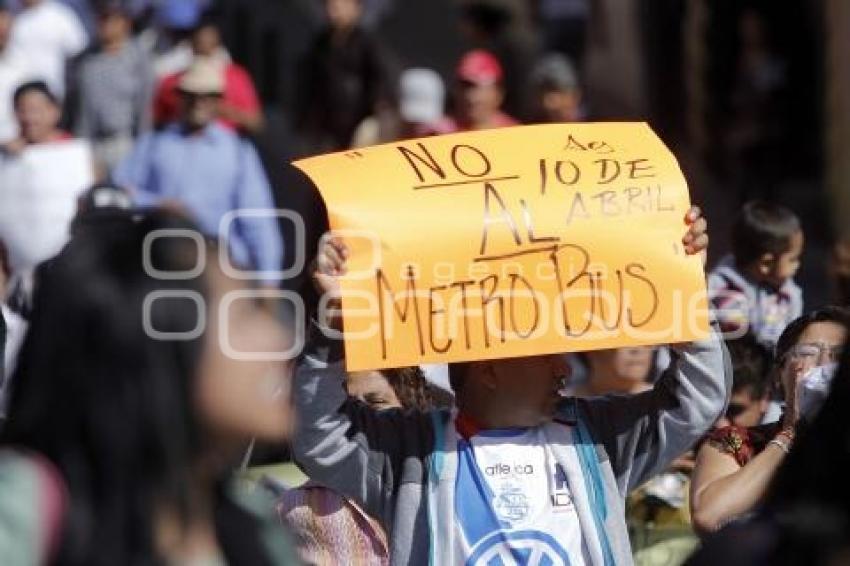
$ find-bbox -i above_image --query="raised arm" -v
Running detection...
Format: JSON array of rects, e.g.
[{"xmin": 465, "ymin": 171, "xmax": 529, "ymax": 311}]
[
  {"xmin": 290, "ymin": 235, "xmax": 436, "ymax": 526},
  {"xmin": 575, "ymin": 327, "xmax": 731, "ymax": 495},
  {"xmin": 564, "ymin": 206, "xmax": 732, "ymax": 494}
]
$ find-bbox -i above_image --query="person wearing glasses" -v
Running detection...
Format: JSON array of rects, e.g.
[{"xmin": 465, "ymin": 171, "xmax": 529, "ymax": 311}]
[{"xmin": 690, "ymin": 306, "xmax": 850, "ymax": 534}]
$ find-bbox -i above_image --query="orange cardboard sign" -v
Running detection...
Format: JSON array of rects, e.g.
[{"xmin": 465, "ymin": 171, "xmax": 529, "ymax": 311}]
[{"xmin": 294, "ymin": 123, "xmax": 710, "ymax": 371}]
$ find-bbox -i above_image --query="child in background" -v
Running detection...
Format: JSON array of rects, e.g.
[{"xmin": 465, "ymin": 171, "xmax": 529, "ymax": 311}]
[
  {"xmin": 714, "ymin": 334, "xmax": 773, "ymax": 429},
  {"xmin": 709, "ymin": 200, "xmax": 804, "ymax": 348}
]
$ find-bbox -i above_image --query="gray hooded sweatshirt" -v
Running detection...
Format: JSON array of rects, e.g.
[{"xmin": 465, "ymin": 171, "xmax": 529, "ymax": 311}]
[{"xmin": 292, "ymin": 322, "xmax": 731, "ymax": 565}]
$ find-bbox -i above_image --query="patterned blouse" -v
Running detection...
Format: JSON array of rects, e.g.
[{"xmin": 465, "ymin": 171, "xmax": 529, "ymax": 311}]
[
  {"xmin": 279, "ymin": 483, "xmax": 389, "ymax": 566},
  {"xmin": 707, "ymin": 423, "xmax": 782, "ymax": 467}
]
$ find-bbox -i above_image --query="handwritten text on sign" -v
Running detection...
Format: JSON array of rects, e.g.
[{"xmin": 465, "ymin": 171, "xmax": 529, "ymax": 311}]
[{"xmin": 294, "ymin": 123, "xmax": 710, "ymax": 371}]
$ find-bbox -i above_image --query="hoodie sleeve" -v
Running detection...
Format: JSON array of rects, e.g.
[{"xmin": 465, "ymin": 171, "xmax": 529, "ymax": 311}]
[
  {"xmin": 290, "ymin": 321, "xmax": 436, "ymax": 527},
  {"xmin": 568, "ymin": 324, "xmax": 732, "ymax": 495}
]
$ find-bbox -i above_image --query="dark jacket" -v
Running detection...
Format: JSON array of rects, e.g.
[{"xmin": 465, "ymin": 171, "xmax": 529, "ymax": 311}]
[{"xmin": 296, "ymin": 26, "xmax": 394, "ymax": 152}]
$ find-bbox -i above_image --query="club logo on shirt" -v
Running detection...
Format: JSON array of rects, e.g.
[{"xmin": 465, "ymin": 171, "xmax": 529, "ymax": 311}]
[
  {"xmin": 493, "ymin": 484, "xmax": 532, "ymax": 523},
  {"xmin": 466, "ymin": 530, "xmax": 572, "ymax": 566}
]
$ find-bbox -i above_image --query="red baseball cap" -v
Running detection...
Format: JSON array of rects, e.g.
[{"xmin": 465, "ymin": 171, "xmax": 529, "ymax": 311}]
[{"xmin": 456, "ymin": 49, "xmax": 503, "ymax": 86}]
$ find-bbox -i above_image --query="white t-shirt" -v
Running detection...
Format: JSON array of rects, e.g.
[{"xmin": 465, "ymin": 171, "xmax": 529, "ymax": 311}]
[
  {"xmin": 8, "ymin": 1, "xmax": 87, "ymax": 97},
  {"xmin": 454, "ymin": 427, "xmax": 590, "ymax": 566},
  {"xmin": 0, "ymin": 139, "xmax": 93, "ymax": 273}
]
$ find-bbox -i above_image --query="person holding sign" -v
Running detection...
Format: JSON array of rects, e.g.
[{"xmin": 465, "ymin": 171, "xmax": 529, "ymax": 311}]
[{"xmin": 291, "ymin": 205, "xmax": 731, "ymax": 566}]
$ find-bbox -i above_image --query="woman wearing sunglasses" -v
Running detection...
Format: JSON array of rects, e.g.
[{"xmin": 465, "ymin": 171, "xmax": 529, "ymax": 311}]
[{"xmin": 690, "ymin": 306, "xmax": 850, "ymax": 534}]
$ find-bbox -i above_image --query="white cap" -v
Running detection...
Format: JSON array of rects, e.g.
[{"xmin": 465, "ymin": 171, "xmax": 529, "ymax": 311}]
[{"xmin": 399, "ymin": 68, "xmax": 445, "ymax": 125}]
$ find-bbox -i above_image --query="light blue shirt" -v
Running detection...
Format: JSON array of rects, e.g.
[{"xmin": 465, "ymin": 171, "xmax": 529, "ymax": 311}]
[{"xmin": 114, "ymin": 123, "xmax": 283, "ymax": 282}]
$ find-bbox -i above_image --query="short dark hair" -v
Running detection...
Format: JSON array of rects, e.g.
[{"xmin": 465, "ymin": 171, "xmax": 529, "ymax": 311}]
[
  {"xmin": 726, "ymin": 334, "xmax": 772, "ymax": 398},
  {"xmin": 775, "ymin": 306, "xmax": 850, "ymax": 364},
  {"xmin": 732, "ymin": 200, "xmax": 801, "ymax": 268},
  {"xmin": 12, "ymin": 80, "xmax": 58, "ymax": 108}
]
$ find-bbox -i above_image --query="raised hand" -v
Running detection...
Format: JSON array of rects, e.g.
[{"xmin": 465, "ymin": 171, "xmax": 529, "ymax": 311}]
[
  {"xmin": 683, "ymin": 205, "xmax": 709, "ymax": 264},
  {"xmin": 312, "ymin": 233, "xmax": 349, "ymax": 331}
]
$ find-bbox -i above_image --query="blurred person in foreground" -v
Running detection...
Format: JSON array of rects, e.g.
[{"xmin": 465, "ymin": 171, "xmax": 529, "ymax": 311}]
[
  {"xmin": 114, "ymin": 60, "xmax": 282, "ymax": 287},
  {"xmin": 708, "ymin": 200, "xmax": 804, "ymax": 350},
  {"xmin": 0, "ymin": 4, "xmax": 34, "ymax": 145},
  {"xmin": 0, "ymin": 182, "xmax": 130, "ymax": 416},
  {"xmin": 153, "ymin": 14, "xmax": 263, "ymax": 134},
  {"xmin": 7, "ymin": 0, "xmax": 87, "ymax": 97},
  {"xmin": 292, "ymin": 208, "xmax": 730, "ymax": 565},
  {"xmin": 279, "ymin": 366, "xmax": 434, "ymax": 565},
  {"xmin": 423, "ymin": 49, "xmax": 518, "ymax": 135},
  {"xmin": 0, "ymin": 209, "xmax": 298, "ymax": 565},
  {"xmin": 69, "ymin": 0, "xmax": 153, "ymax": 175},
  {"xmin": 528, "ymin": 52, "xmax": 583, "ymax": 123},
  {"xmin": 687, "ymin": 338, "xmax": 850, "ymax": 566},
  {"xmin": 350, "ymin": 67, "xmax": 445, "ymax": 147},
  {"xmin": 296, "ymin": 0, "xmax": 393, "ymax": 152},
  {"xmin": 690, "ymin": 307, "xmax": 850, "ymax": 534}
]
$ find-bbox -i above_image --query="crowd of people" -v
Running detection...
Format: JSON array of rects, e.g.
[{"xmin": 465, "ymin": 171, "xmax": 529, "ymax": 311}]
[{"xmin": 0, "ymin": 0, "xmax": 849, "ymax": 565}]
